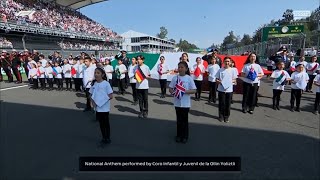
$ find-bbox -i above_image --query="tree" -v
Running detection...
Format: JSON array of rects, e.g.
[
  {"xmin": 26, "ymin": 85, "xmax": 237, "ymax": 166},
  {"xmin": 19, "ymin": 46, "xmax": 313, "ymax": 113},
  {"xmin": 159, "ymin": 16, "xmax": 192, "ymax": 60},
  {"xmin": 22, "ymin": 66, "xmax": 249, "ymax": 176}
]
[
  {"xmin": 221, "ymin": 31, "xmax": 237, "ymax": 51},
  {"xmin": 156, "ymin": 26, "xmax": 168, "ymax": 39},
  {"xmin": 240, "ymin": 34, "xmax": 252, "ymax": 46},
  {"xmin": 208, "ymin": 43, "xmax": 217, "ymax": 49},
  {"xmin": 176, "ymin": 38, "xmax": 198, "ymax": 52},
  {"xmin": 169, "ymin": 38, "xmax": 176, "ymax": 43}
]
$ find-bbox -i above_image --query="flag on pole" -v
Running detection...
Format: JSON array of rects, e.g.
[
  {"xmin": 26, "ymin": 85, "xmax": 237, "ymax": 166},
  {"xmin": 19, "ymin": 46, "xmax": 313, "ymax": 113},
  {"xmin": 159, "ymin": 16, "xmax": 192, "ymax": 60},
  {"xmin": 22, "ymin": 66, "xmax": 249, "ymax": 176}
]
[
  {"xmin": 135, "ymin": 66, "xmax": 146, "ymax": 83},
  {"xmin": 172, "ymin": 77, "xmax": 186, "ymax": 100},
  {"xmin": 247, "ymin": 66, "xmax": 257, "ymax": 81}
]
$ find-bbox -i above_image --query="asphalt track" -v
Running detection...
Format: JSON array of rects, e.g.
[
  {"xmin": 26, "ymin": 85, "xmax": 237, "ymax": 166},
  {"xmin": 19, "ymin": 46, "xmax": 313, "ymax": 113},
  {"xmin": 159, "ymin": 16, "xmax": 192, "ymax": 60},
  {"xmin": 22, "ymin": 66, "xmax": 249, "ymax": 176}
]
[{"xmin": 0, "ymin": 77, "xmax": 319, "ymax": 180}]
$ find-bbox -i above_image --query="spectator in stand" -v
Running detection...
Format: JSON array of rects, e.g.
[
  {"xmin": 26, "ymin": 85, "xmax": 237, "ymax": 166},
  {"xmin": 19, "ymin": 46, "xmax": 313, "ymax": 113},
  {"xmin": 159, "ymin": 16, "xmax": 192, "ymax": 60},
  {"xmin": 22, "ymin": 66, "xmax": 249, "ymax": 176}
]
[{"xmin": 0, "ymin": 36, "xmax": 13, "ymax": 48}]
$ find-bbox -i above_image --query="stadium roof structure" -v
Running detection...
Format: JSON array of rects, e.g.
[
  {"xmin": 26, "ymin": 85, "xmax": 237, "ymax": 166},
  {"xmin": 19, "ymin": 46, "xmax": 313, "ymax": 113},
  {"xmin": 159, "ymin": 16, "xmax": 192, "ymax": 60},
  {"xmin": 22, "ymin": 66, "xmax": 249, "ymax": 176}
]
[{"xmin": 41, "ymin": 0, "xmax": 107, "ymax": 10}]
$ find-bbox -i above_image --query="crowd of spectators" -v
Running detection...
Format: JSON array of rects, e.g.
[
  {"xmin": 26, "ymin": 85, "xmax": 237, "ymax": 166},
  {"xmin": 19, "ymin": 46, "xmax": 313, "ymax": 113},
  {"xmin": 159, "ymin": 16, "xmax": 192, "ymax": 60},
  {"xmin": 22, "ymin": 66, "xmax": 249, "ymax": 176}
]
[
  {"xmin": 0, "ymin": 0, "xmax": 121, "ymax": 38},
  {"xmin": 0, "ymin": 36, "xmax": 13, "ymax": 48},
  {"xmin": 58, "ymin": 41, "xmax": 118, "ymax": 51}
]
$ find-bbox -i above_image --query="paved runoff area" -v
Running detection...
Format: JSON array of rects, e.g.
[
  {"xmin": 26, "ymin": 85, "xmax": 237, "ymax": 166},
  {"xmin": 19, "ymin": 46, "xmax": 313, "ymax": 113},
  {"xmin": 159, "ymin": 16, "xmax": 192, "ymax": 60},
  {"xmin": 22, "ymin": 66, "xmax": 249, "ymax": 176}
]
[{"xmin": 0, "ymin": 77, "xmax": 319, "ymax": 180}]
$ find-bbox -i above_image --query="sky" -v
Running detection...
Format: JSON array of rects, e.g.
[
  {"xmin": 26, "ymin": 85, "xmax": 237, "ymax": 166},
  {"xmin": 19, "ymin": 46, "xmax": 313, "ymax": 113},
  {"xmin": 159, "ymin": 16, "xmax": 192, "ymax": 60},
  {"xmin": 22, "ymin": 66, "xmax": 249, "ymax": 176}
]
[{"xmin": 80, "ymin": 0, "xmax": 319, "ymax": 48}]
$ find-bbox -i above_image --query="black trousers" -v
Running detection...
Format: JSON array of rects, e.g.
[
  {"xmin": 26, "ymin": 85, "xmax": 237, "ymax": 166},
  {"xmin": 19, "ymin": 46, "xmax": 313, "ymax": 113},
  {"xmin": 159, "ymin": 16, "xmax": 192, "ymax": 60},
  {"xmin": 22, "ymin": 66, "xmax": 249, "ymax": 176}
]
[
  {"xmin": 209, "ymin": 82, "xmax": 217, "ymax": 102},
  {"xmin": 130, "ymin": 83, "xmax": 138, "ymax": 102},
  {"xmin": 272, "ymin": 89, "xmax": 283, "ymax": 107},
  {"xmin": 118, "ymin": 78, "xmax": 125, "ymax": 93},
  {"xmin": 96, "ymin": 112, "xmax": 110, "ymax": 140},
  {"xmin": 315, "ymin": 92, "xmax": 320, "ymax": 112},
  {"xmin": 231, "ymin": 85, "xmax": 236, "ymax": 101},
  {"xmin": 159, "ymin": 79, "xmax": 167, "ymax": 95},
  {"xmin": 23, "ymin": 65, "xmax": 29, "ymax": 79},
  {"xmin": 47, "ymin": 78, "xmax": 53, "ymax": 88},
  {"xmin": 85, "ymin": 88, "xmax": 91, "ymax": 110},
  {"xmin": 12, "ymin": 67, "xmax": 22, "ymax": 82},
  {"xmin": 267, "ymin": 66, "xmax": 273, "ymax": 71},
  {"xmin": 73, "ymin": 78, "xmax": 81, "ymax": 91},
  {"xmin": 290, "ymin": 89, "xmax": 302, "ymax": 109},
  {"xmin": 32, "ymin": 78, "xmax": 38, "ymax": 89},
  {"xmin": 3, "ymin": 66, "xmax": 13, "ymax": 82},
  {"xmin": 175, "ymin": 107, "xmax": 189, "ymax": 139},
  {"xmin": 242, "ymin": 82, "xmax": 259, "ymax": 111},
  {"xmin": 65, "ymin": 78, "xmax": 72, "ymax": 89},
  {"xmin": 255, "ymin": 86, "xmax": 260, "ymax": 105},
  {"xmin": 39, "ymin": 78, "xmax": 46, "ymax": 88},
  {"xmin": 218, "ymin": 92, "xmax": 232, "ymax": 118},
  {"xmin": 109, "ymin": 79, "xmax": 113, "ymax": 89},
  {"xmin": 125, "ymin": 72, "xmax": 129, "ymax": 87},
  {"xmin": 194, "ymin": 80, "xmax": 202, "ymax": 99},
  {"xmin": 137, "ymin": 89, "xmax": 148, "ymax": 112},
  {"xmin": 307, "ymin": 75, "xmax": 316, "ymax": 91},
  {"xmin": 56, "ymin": 78, "xmax": 63, "ymax": 88},
  {"xmin": 0, "ymin": 70, "xmax": 2, "ymax": 81}
]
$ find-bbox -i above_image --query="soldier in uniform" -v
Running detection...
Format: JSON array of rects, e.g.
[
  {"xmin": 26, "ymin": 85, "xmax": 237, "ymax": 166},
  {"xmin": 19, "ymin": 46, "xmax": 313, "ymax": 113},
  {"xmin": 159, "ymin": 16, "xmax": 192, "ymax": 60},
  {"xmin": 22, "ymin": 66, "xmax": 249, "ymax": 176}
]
[
  {"xmin": 10, "ymin": 49, "xmax": 22, "ymax": 83},
  {"xmin": 115, "ymin": 50, "xmax": 130, "ymax": 88},
  {"xmin": 202, "ymin": 49, "xmax": 222, "ymax": 66},
  {"xmin": 1, "ymin": 50, "xmax": 13, "ymax": 82},
  {"xmin": 22, "ymin": 49, "xmax": 31, "ymax": 80}
]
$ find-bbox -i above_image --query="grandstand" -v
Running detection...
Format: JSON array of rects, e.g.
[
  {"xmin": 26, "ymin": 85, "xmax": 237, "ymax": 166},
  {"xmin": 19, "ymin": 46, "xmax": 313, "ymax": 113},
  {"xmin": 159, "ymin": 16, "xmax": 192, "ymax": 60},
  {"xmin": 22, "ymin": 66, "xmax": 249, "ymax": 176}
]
[{"xmin": 0, "ymin": 0, "xmax": 122, "ymax": 52}]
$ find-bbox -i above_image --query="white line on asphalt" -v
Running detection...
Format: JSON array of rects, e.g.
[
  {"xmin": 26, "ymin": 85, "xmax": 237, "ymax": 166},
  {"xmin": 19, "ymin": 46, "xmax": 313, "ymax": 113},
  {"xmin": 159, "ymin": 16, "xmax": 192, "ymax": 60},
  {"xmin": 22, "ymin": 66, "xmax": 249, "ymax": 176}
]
[{"xmin": 0, "ymin": 85, "xmax": 29, "ymax": 91}]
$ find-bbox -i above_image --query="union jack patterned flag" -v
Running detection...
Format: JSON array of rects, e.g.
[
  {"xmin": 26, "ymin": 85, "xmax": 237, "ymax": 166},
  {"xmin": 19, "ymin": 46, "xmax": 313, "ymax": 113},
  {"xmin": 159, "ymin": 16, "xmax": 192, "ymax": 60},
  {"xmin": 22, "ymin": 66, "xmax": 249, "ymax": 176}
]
[{"xmin": 172, "ymin": 77, "xmax": 186, "ymax": 100}]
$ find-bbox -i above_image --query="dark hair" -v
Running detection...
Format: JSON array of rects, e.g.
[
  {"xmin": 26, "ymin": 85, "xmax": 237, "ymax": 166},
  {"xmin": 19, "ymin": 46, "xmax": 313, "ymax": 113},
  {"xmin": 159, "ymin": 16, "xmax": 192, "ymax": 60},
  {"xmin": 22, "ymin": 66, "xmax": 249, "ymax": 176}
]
[
  {"xmin": 137, "ymin": 55, "xmax": 145, "ymax": 60},
  {"xmin": 196, "ymin": 57, "xmax": 201, "ymax": 62},
  {"xmin": 182, "ymin": 53, "xmax": 189, "ymax": 62},
  {"xmin": 91, "ymin": 67, "xmax": 108, "ymax": 86},
  {"xmin": 230, "ymin": 59, "xmax": 236, "ymax": 68},
  {"xmin": 244, "ymin": 53, "xmax": 260, "ymax": 64},
  {"xmin": 276, "ymin": 60, "xmax": 285, "ymax": 66},
  {"xmin": 84, "ymin": 56, "xmax": 91, "ymax": 60},
  {"xmin": 178, "ymin": 61, "xmax": 190, "ymax": 75},
  {"xmin": 39, "ymin": 54, "xmax": 45, "ymax": 59},
  {"xmin": 160, "ymin": 56, "xmax": 165, "ymax": 60}
]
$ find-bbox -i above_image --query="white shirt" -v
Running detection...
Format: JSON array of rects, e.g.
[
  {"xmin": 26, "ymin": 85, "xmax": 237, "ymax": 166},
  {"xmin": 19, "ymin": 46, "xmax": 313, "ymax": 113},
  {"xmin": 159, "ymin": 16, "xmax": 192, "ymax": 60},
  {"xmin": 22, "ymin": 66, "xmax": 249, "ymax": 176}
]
[
  {"xmin": 63, "ymin": 64, "xmax": 72, "ymax": 78},
  {"xmin": 206, "ymin": 64, "xmax": 220, "ymax": 82},
  {"xmin": 104, "ymin": 65, "xmax": 114, "ymax": 80},
  {"xmin": 38, "ymin": 66, "xmax": 45, "ymax": 78},
  {"xmin": 232, "ymin": 67, "xmax": 239, "ymax": 85},
  {"xmin": 89, "ymin": 80, "xmax": 113, "ymax": 112},
  {"xmin": 157, "ymin": 63, "xmax": 170, "ymax": 79},
  {"xmin": 128, "ymin": 64, "xmax": 137, "ymax": 83},
  {"xmin": 191, "ymin": 64, "xmax": 205, "ymax": 81},
  {"xmin": 83, "ymin": 65, "xmax": 95, "ymax": 88},
  {"xmin": 169, "ymin": 75, "xmax": 197, "ymax": 108},
  {"xmin": 115, "ymin": 64, "xmax": 127, "ymax": 79},
  {"xmin": 314, "ymin": 74, "xmax": 320, "ymax": 93},
  {"xmin": 29, "ymin": 68, "xmax": 38, "ymax": 79},
  {"xmin": 40, "ymin": 59, "xmax": 47, "ymax": 68},
  {"xmin": 54, "ymin": 66, "xmax": 62, "ymax": 79},
  {"xmin": 45, "ymin": 66, "xmax": 53, "ymax": 78},
  {"xmin": 306, "ymin": 62, "xmax": 319, "ymax": 75},
  {"xmin": 289, "ymin": 61, "xmax": 297, "ymax": 70},
  {"xmin": 77, "ymin": 63, "xmax": 85, "ymax": 78},
  {"xmin": 291, "ymin": 71, "xmax": 309, "ymax": 90},
  {"xmin": 271, "ymin": 70, "xmax": 290, "ymax": 90},
  {"xmin": 216, "ymin": 68, "xmax": 238, "ymax": 93},
  {"xmin": 135, "ymin": 64, "xmax": 150, "ymax": 89},
  {"xmin": 241, "ymin": 63, "xmax": 264, "ymax": 84}
]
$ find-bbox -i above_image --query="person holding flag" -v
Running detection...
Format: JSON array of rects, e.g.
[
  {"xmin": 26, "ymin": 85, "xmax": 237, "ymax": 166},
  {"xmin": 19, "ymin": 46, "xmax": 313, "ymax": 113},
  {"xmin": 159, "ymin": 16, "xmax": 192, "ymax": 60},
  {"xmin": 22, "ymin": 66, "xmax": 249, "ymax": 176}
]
[
  {"xmin": 169, "ymin": 61, "xmax": 197, "ymax": 143},
  {"xmin": 115, "ymin": 59, "xmax": 127, "ymax": 95},
  {"xmin": 37, "ymin": 61, "xmax": 46, "ymax": 90},
  {"xmin": 241, "ymin": 53, "xmax": 264, "ymax": 114},
  {"xmin": 306, "ymin": 55, "xmax": 319, "ymax": 93},
  {"xmin": 191, "ymin": 57, "xmax": 205, "ymax": 101},
  {"xmin": 313, "ymin": 69, "xmax": 320, "ymax": 115},
  {"xmin": 157, "ymin": 56, "xmax": 170, "ymax": 98},
  {"xmin": 215, "ymin": 57, "xmax": 238, "ymax": 123},
  {"xmin": 287, "ymin": 54, "xmax": 297, "ymax": 77},
  {"xmin": 134, "ymin": 55, "xmax": 151, "ymax": 118},
  {"xmin": 270, "ymin": 61, "xmax": 291, "ymax": 110},
  {"xmin": 45, "ymin": 61, "xmax": 54, "ymax": 91},
  {"xmin": 290, "ymin": 64, "xmax": 309, "ymax": 112},
  {"xmin": 62, "ymin": 59, "xmax": 72, "ymax": 91}
]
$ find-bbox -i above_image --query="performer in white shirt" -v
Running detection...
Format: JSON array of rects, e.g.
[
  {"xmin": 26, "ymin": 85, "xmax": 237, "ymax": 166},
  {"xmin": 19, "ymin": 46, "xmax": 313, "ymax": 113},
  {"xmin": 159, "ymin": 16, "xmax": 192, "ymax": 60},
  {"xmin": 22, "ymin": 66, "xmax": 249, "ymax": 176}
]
[
  {"xmin": 306, "ymin": 55, "xmax": 319, "ymax": 93},
  {"xmin": 190, "ymin": 57, "xmax": 205, "ymax": 101},
  {"xmin": 83, "ymin": 56, "xmax": 96, "ymax": 112},
  {"xmin": 206, "ymin": 56, "xmax": 220, "ymax": 103},
  {"xmin": 290, "ymin": 64, "xmax": 309, "ymax": 112},
  {"xmin": 157, "ymin": 56, "xmax": 170, "ymax": 98}
]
